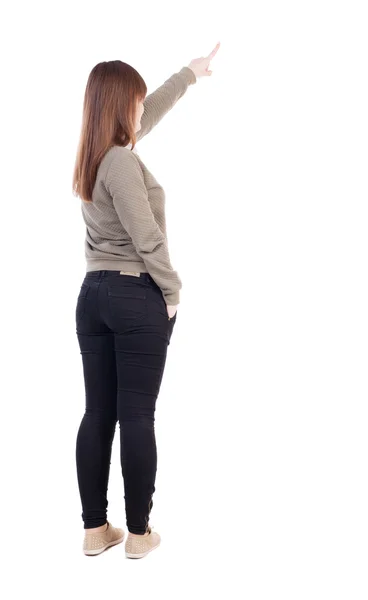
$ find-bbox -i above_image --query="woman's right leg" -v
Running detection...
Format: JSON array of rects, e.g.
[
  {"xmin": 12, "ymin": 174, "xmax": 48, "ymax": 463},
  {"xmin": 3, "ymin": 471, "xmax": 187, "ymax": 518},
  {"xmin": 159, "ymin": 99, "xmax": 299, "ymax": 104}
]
[
  {"xmin": 103, "ymin": 275, "xmax": 177, "ymax": 535},
  {"xmin": 115, "ymin": 321, "xmax": 161, "ymax": 535}
]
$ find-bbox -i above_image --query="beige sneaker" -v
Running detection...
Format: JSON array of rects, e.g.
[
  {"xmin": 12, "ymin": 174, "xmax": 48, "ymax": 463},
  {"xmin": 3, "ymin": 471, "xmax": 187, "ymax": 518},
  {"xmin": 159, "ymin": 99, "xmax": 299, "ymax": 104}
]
[
  {"xmin": 83, "ymin": 520, "xmax": 125, "ymax": 556},
  {"xmin": 125, "ymin": 526, "xmax": 161, "ymax": 559}
]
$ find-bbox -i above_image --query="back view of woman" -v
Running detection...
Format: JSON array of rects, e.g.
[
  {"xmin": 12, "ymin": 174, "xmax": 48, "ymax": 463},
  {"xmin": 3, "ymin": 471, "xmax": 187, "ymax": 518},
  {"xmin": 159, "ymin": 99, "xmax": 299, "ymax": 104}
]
[{"xmin": 72, "ymin": 43, "xmax": 220, "ymax": 559}]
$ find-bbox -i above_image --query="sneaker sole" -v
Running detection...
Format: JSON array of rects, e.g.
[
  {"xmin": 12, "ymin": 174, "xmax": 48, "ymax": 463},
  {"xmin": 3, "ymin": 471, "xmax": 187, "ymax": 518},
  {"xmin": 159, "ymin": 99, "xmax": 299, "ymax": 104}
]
[
  {"xmin": 125, "ymin": 540, "xmax": 161, "ymax": 559},
  {"xmin": 83, "ymin": 534, "xmax": 125, "ymax": 556}
]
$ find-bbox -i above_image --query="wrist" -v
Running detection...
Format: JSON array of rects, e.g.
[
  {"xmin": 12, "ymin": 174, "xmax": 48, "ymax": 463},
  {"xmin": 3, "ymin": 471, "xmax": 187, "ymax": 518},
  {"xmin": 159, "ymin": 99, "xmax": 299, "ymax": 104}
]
[{"xmin": 179, "ymin": 66, "xmax": 197, "ymax": 85}]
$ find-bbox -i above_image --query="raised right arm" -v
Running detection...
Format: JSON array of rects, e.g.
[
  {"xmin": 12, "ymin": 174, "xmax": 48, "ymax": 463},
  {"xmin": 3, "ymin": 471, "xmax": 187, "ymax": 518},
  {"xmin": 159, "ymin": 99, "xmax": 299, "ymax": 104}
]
[{"xmin": 135, "ymin": 66, "xmax": 196, "ymax": 142}]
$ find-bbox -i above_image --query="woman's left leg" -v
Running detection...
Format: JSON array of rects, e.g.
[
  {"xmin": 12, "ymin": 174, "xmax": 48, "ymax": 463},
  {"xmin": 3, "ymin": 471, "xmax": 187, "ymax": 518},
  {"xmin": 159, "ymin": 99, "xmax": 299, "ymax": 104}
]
[{"xmin": 75, "ymin": 281, "xmax": 118, "ymax": 529}]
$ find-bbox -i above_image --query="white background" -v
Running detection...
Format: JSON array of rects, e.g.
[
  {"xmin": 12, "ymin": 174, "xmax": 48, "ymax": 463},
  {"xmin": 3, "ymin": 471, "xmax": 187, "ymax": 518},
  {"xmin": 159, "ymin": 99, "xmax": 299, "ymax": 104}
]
[{"xmin": 1, "ymin": 1, "xmax": 367, "ymax": 598}]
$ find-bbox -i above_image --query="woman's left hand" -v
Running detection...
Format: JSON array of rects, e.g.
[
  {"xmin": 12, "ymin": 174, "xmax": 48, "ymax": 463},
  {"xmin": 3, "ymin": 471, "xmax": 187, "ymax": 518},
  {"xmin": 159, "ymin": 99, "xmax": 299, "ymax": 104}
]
[{"xmin": 187, "ymin": 41, "xmax": 221, "ymax": 78}]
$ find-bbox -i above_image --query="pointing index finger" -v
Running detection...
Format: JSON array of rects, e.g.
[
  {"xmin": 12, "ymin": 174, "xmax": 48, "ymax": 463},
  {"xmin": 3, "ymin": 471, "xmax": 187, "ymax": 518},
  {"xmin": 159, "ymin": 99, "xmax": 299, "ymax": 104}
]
[{"xmin": 207, "ymin": 41, "xmax": 221, "ymax": 61}]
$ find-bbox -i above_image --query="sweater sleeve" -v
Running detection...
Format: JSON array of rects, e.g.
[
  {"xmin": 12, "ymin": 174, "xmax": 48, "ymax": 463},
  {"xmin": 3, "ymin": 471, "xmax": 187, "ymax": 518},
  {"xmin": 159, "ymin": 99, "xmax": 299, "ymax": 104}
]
[
  {"xmin": 136, "ymin": 66, "xmax": 196, "ymax": 142},
  {"xmin": 105, "ymin": 147, "xmax": 182, "ymax": 306}
]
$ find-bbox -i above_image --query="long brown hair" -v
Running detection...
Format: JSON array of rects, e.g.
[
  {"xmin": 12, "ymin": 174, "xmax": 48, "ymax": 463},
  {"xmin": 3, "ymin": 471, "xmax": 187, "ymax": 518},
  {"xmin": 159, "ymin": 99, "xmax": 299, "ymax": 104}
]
[{"xmin": 72, "ymin": 60, "xmax": 147, "ymax": 203}]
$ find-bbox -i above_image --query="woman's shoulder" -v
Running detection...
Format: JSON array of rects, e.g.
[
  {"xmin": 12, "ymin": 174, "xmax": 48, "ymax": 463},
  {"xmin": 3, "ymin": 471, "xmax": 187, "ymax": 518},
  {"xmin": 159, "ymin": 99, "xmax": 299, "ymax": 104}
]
[
  {"xmin": 102, "ymin": 145, "xmax": 145, "ymax": 187},
  {"xmin": 104, "ymin": 145, "xmax": 139, "ymax": 168},
  {"xmin": 107, "ymin": 144, "xmax": 134, "ymax": 157}
]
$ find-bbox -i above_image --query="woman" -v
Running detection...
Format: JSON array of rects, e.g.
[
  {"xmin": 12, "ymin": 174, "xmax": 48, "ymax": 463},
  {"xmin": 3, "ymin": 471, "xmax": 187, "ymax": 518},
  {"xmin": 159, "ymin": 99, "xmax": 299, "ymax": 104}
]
[{"xmin": 72, "ymin": 42, "xmax": 220, "ymax": 559}]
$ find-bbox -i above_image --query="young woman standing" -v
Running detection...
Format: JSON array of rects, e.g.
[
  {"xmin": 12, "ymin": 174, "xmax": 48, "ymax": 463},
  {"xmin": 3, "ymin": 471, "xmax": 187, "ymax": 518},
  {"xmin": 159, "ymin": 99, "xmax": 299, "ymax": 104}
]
[{"xmin": 72, "ymin": 42, "xmax": 220, "ymax": 559}]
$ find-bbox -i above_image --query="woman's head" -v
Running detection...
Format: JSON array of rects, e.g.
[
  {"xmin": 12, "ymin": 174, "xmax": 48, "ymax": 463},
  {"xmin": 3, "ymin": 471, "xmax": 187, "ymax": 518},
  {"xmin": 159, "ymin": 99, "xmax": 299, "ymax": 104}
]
[{"xmin": 73, "ymin": 60, "xmax": 147, "ymax": 202}]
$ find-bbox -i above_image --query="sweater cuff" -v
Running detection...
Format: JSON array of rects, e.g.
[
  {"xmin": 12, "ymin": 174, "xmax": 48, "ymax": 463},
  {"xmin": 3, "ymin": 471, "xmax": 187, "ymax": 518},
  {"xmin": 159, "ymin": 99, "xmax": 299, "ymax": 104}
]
[
  {"xmin": 164, "ymin": 291, "xmax": 180, "ymax": 305},
  {"xmin": 179, "ymin": 66, "xmax": 197, "ymax": 85}
]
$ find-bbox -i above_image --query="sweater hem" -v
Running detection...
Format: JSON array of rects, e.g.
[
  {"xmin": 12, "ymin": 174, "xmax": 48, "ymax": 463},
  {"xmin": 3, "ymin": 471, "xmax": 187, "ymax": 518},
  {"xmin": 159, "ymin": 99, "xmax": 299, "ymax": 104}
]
[
  {"xmin": 85, "ymin": 259, "xmax": 180, "ymax": 305},
  {"xmin": 86, "ymin": 259, "xmax": 147, "ymax": 272}
]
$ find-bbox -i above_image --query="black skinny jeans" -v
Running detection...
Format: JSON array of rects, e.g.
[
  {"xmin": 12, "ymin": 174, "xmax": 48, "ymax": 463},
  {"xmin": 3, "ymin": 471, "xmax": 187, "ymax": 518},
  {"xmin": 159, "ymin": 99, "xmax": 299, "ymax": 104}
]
[{"xmin": 75, "ymin": 270, "xmax": 177, "ymax": 533}]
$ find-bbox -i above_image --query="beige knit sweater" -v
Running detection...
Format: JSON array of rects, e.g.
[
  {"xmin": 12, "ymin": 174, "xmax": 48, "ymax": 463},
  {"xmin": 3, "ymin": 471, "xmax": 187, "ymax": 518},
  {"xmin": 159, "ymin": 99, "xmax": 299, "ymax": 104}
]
[{"xmin": 81, "ymin": 65, "xmax": 197, "ymax": 306}]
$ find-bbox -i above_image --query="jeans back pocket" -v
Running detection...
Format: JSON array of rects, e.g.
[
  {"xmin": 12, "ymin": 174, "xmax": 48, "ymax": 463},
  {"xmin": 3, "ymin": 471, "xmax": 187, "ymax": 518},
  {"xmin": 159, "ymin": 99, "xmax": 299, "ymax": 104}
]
[{"xmin": 107, "ymin": 283, "xmax": 148, "ymax": 321}]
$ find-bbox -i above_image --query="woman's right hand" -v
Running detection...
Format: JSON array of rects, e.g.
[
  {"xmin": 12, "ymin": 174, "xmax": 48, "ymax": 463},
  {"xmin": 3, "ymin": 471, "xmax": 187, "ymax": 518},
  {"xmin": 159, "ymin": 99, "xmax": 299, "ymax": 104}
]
[
  {"xmin": 187, "ymin": 41, "xmax": 220, "ymax": 78},
  {"xmin": 166, "ymin": 304, "xmax": 178, "ymax": 319}
]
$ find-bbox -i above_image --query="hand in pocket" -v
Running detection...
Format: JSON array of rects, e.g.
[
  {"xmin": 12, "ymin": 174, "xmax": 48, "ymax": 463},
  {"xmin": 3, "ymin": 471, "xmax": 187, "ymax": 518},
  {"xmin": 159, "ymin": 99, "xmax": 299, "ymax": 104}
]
[{"xmin": 166, "ymin": 304, "xmax": 178, "ymax": 319}]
